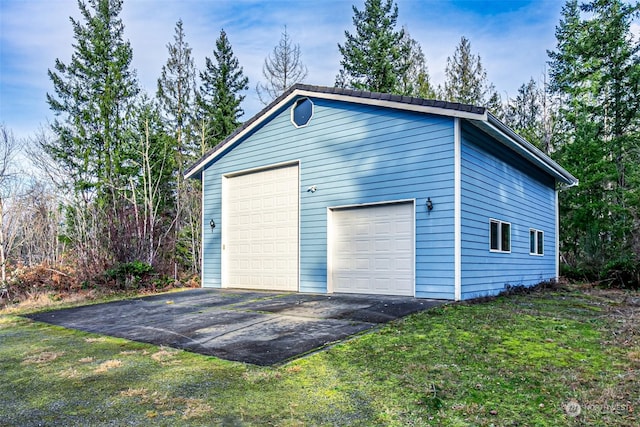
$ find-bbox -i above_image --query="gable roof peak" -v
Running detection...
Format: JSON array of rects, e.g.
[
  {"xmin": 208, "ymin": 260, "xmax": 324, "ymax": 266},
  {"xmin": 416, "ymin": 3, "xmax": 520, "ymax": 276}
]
[{"xmin": 185, "ymin": 84, "xmax": 577, "ymax": 187}]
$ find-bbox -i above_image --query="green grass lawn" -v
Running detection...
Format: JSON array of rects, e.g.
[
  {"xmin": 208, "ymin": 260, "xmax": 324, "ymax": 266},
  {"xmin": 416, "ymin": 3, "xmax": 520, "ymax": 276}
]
[{"xmin": 1, "ymin": 284, "xmax": 638, "ymax": 426}]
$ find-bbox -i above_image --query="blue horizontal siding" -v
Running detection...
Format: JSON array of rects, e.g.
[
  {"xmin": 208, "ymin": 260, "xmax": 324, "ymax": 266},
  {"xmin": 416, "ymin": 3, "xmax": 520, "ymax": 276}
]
[
  {"xmin": 202, "ymin": 168, "xmax": 222, "ymax": 287},
  {"xmin": 460, "ymin": 122, "xmax": 556, "ymax": 299},
  {"xmin": 201, "ymin": 97, "xmax": 455, "ymax": 298}
]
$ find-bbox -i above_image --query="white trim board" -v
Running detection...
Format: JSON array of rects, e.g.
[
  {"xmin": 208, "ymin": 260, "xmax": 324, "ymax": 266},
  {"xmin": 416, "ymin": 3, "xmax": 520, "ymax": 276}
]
[{"xmin": 454, "ymin": 118, "xmax": 462, "ymax": 301}]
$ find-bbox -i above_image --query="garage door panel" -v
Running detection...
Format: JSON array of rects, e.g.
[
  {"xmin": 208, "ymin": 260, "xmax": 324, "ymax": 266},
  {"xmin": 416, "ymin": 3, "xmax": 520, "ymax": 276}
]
[
  {"xmin": 355, "ymin": 258, "xmax": 369, "ymax": 270},
  {"xmin": 396, "ymin": 258, "xmax": 413, "ymax": 270},
  {"xmin": 331, "ymin": 202, "xmax": 414, "ymax": 296},
  {"xmin": 374, "ymin": 239, "xmax": 392, "ymax": 252},
  {"xmin": 223, "ymin": 164, "xmax": 299, "ymax": 291},
  {"xmin": 375, "ymin": 259, "xmax": 391, "ymax": 270}
]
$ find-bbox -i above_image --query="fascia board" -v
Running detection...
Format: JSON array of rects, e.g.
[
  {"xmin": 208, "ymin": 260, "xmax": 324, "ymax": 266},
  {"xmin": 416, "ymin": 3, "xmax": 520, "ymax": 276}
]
[
  {"xmin": 184, "ymin": 91, "xmax": 301, "ymax": 180},
  {"xmin": 294, "ymin": 89, "xmax": 488, "ymax": 121},
  {"xmin": 469, "ymin": 114, "xmax": 579, "ymax": 186}
]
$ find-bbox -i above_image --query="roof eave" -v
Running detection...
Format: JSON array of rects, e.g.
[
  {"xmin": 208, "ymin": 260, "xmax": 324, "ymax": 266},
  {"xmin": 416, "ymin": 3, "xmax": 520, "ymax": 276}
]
[
  {"xmin": 184, "ymin": 89, "xmax": 302, "ymax": 180},
  {"xmin": 293, "ymin": 88, "xmax": 488, "ymax": 121},
  {"xmin": 471, "ymin": 113, "xmax": 579, "ymax": 187}
]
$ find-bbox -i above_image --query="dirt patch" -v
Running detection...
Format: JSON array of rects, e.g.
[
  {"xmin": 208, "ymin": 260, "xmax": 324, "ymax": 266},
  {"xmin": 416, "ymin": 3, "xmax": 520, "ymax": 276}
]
[
  {"xmin": 119, "ymin": 388, "xmax": 213, "ymax": 420},
  {"xmin": 85, "ymin": 337, "xmax": 109, "ymax": 343},
  {"xmin": 151, "ymin": 348, "xmax": 179, "ymax": 363},
  {"xmin": 22, "ymin": 351, "xmax": 64, "ymax": 364},
  {"xmin": 583, "ymin": 286, "xmax": 640, "ymax": 348},
  {"xmin": 94, "ymin": 359, "xmax": 123, "ymax": 373}
]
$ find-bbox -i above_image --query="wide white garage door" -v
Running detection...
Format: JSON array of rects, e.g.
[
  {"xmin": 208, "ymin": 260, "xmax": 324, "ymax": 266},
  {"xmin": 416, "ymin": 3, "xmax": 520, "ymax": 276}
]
[
  {"xmin": 330, "ymin": 202, "xmax": 414, "ymax": 296},
  {"xmin": 222, "ymin": 164, "xmax": 298, "ymax": 291}
]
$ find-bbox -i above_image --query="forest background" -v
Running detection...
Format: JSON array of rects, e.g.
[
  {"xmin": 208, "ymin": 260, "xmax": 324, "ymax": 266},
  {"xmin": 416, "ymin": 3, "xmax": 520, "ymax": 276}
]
[{"xmin": 1, "ymin": 0, "xmax": 638, "ymax": 304}]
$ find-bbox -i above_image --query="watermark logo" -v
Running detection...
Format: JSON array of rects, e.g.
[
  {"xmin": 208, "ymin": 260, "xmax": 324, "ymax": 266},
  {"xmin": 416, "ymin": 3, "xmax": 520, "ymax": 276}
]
[{"xmin": 564, "ymin": 400, "xmax": 582, "ymax": 417}]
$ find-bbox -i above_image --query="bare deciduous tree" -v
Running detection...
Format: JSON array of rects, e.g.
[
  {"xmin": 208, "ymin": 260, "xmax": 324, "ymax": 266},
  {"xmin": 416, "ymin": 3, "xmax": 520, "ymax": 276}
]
[
  {"xmin": 256, "ymin": 26, "xmax": 308, "ymax": 105},
  {"xmin": 1, "ymin": 126, "xmax": 19, "ymax": 286},
  {"xmin": 125, "ymin": 113, "xmax": 177, "ymax": 267}
]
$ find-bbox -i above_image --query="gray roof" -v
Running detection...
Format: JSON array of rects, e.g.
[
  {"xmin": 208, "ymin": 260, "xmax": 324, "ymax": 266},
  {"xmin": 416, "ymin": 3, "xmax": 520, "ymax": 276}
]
[{"xmin": 280, "ymin": 84, "xmax": 486, "ymax": 114}]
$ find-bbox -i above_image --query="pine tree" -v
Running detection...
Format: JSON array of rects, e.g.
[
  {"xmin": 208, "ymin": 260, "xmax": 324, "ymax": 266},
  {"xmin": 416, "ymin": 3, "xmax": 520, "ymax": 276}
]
[
  {"xmin": 157, "ymin": 19, "xmax": 197, "ymax": 169},
  {"xmin": 548, "ymin": 0, "xmax": 640, "ymax": 286},
  {"xmin": 443, "ymin": 36, "xmax": 500, "ymax": 110},
  {"xmin": 156, "ymin": 19, "xmax": 199, "ymax": 276},
  {"xmin": 398, "ymin": 28, "xmax": 436, "ymax": 98},
  {"xmin": 503, "ymin": 77, "xmax": 559, "ymax": 153},
  {"xmin": 197, "ymin": 29, "xmax": 249, "ymax": 148},
  {"xmin": 548, "ymin": 0, "xmax": 583, "ymax": 99},
  {"xmin": 46, "ymin": 0, "xmax": 138, "ymax": 201},
  {"xmin": 45, "ymin": 0, "xmax": 142, "ymax": 275},
  {"xmin": 336, "ymin": 0, "xmax": 410, "ymax": 93},
  {"xmin": 256, "ymin": 26, "xmax": 308, "ymax": 105}
]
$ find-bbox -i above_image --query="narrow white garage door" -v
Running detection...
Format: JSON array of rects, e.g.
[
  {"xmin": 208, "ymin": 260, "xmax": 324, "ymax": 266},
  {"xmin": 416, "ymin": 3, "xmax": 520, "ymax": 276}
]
[
  {"xmin": 223, "ymin": 164, "xmax": 298, "ymax": 291},
  {"xmin": 330, "ymin": 202, "xmax": 414, "ymax": 296}
]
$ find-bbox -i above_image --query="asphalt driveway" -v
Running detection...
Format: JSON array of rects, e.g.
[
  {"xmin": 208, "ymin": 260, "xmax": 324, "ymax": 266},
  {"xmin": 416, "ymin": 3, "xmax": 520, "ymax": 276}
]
[{"xmin": 26, "ymin": 289, "xmax": 443, "ymax": 365}]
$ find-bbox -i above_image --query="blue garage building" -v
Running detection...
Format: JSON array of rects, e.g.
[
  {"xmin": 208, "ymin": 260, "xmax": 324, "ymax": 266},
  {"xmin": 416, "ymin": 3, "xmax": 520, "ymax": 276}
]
[{"xmin": 186, "ymin": 84, "xmax": 578, "ymax": 300}]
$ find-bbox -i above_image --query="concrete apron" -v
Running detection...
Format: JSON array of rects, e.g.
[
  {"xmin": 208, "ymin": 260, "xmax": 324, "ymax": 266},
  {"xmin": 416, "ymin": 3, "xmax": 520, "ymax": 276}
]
[{"xmin": 25, "ymin": 288, "xmax": 444, "ymax": 366}]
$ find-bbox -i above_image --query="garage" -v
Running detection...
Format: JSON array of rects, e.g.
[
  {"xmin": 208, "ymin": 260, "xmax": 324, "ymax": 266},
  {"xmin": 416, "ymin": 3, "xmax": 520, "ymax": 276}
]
[
  {"xmin": 329, "ymin": 201, "xmax": 415, "ymax": 296},
  {"xmin": 222, "ymin": 163, "xmax": 299, "ymax": 291}
]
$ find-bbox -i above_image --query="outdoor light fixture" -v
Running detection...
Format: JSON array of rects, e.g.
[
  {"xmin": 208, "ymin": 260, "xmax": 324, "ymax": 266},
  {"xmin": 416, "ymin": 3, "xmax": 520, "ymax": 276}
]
[
  {"xmin": 426, "ymin": 197, "xmax": 433, "ymax": 212},
  {"xmin": 210, "ymin": 219, "xmax": 216, "ymax": 231},
  {"xmin": 307, "ymin": 185, "xmax": 317, "ymax": 193}
]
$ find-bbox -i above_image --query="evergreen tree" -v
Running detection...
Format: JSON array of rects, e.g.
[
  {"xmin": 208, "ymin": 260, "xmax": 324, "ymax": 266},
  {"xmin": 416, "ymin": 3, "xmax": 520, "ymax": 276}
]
[
  {"xmin": 46, "ymin": 0, "xmax": 138, "ymax": 201},
  {"xmin": 398, "ymin": 28, "xmax": 436, "ymax": 98},
  {"xmin": 443, "ymin": 36, "xmax": 501, "ymax": 111},
  {"xmin": 503, "ymin": 77, "xmax": 559, "ymax": 154},
  {"xmin": 548, "ymin": 0, "xmax": 583, "ymax": 99},
  {"xmin": 256, "ymin": 26, "xmax": 308, "ymax": 105},
  {"xmin": 46, "ymin": 0, "xmax": 143, "ymax": 275},
  {"xmin": 336, "ymin": 0, "xmax": 410, "ymax": 93},
  {"xmin": 157, "ymin": 19, "xmax": 197, "ymax": 169},
  {"xmin": 548, "ymin": 0, "xmax": 640, "ymax": 286},
  {"xmin": 197, "ymin": 29, "xmax": 249, "ymax": 148},
  {"xmin": 156, "ymin": 19, "xmax": 200, "ymax": 277}
]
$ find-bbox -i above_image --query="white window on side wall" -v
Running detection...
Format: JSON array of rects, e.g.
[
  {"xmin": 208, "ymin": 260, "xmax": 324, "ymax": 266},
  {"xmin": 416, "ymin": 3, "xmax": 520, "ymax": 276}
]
[
  {"xmin": 490, "ymin": 219, "xmax": 511, "ymax": 253},
  {"xmin": 530, "ymin": 229, "xmax": 544, "ymax": 255}
]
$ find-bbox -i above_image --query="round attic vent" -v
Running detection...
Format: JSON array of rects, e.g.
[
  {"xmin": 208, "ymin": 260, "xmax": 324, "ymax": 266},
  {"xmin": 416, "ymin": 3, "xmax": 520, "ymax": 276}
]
[{"xmin": 291, "ymin": 97, "xmax": 313, "ymax": 128}]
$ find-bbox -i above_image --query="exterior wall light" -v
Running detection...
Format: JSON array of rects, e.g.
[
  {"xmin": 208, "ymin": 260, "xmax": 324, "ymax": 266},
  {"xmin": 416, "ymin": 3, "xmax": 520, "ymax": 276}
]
[
  {"xmin": 426, "ymin": 197, "xmax": 433, "ymax": 212},
  {"xmin": 210, "ymin": 219, "xmax": 216, "ymax": 231}
]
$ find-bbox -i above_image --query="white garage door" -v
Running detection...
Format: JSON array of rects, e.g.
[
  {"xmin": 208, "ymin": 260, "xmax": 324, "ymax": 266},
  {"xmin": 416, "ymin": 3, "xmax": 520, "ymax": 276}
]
[
  {"xmin": 330, "ymin": 202, "xmax": 414, "ymax": 296},
  {"xmin": 222, "ymin": 164, "xmax": 299, "ymax": 291}
]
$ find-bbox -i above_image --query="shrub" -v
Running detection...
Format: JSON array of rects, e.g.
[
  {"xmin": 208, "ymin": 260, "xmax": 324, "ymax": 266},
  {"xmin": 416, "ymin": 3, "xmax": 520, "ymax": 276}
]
[
  {"xmin": 561, "ymin": 257, "xmax": 639, "ymax": 289},
  {"xmin": 104, "ymin": 261, "xmax": 154, "ymax": 290},
  {"xmin": 1, "ymin": 262, "xmax": 80, "ymax": 305},
  {"xmin": 603, "ymin": 258, "xmax": 639, "ymax": 289}
]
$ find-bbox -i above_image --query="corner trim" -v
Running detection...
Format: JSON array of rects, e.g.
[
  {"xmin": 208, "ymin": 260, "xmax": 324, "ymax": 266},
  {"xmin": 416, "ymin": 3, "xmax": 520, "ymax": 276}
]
[
  {"xmin": 200, "ymin": 168, "xmax": 206, "ymax": 284},
  {"xmin": 454, "ymin": 118, "xmax": 462, "ymax": 301},
  {"xmin": 555, "ymin": 189, "xmax": 560, "ymax": 281}
]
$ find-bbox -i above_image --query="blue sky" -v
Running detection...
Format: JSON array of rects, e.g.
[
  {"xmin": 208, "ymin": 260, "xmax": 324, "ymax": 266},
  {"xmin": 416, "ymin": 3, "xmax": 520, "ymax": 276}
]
[{"xmin": 0, "ymin": 0, "xmax": 566, "ymax": 140}]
